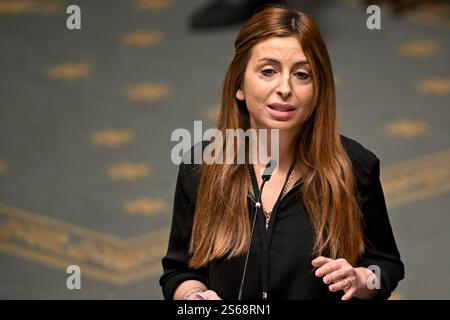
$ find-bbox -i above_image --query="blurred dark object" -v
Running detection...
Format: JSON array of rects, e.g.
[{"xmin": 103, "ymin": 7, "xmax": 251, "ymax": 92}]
[
  {"xmin": 189, "ymin": 0, "xmax": 285, "ymax": 30},
  {"xmin": 365, "ymin": 0, "xmax": 449, "ymax": 15}
]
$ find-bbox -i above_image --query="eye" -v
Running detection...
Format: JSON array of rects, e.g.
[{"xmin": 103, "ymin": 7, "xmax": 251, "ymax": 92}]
[
  {"xmin": 295, "ymin": 71, "xmax": 309, "ymax": 80},
  {"xmin": 261, "ymin": 69, "xmax": 276, "ymax": 77}
]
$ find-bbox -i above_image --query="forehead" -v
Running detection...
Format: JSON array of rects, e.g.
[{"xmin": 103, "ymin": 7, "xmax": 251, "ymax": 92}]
[{"xmin": 249, "ymin": 36, "xmax": 307, "ymax": 62}]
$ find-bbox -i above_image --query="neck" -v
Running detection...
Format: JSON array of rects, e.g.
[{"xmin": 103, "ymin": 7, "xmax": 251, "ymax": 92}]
[{"xmin": 253, "ymin": 127, "xmax": 297, "ymax": 174}]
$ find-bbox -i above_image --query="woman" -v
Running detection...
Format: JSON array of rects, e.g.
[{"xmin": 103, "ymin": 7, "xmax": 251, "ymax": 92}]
[{"xmin": 160, "ymin": 5, "xmax": 404, "ymax": 300}]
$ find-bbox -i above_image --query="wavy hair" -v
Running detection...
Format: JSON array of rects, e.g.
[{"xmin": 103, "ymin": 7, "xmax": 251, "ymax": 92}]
[{"xmin": 189, "ymin": 5, "xmax": 364, "ymax": 268}]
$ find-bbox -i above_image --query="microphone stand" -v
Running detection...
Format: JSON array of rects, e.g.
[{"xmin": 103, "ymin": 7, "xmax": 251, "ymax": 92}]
[{"xmin": 237, "ymin": 161, "xmax": 275, "ymax": 300}]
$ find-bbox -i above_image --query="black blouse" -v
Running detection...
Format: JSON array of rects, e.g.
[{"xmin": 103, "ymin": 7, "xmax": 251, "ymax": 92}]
[{"xmin": 160, "ymin": 135, "xmax": 405, "ymax": 300}]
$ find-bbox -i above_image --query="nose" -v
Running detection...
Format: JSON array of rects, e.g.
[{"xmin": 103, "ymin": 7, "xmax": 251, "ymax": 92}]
[{"xmin": 276, "ymin": 75, "xmax": 292, "ymax": 100}]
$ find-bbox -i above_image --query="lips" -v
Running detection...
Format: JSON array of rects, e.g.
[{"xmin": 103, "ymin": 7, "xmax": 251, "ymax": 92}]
[
  {"xmin": 267, "ymin": 103, "xmax": 295, "ymax": 119},
  {"xmin": 268, "ymin": 103, "xmax": 295, "ymax": 111}
]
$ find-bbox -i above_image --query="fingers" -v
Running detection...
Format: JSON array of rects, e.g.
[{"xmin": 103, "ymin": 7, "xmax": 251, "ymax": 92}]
[
  {"xmin": 341, "ymin": 287, "xmax": 356, "ymax": 300},
  {"xmin": 312, "ymin": 257, "xmax": 357, "ymax": 300},
  {"xmin": 196, "ymin": 290, "xmax": 222, "ymax": 300},
  {"xmin": 311, "ymin": 256, "xmax": 333, "ymax": 268},
  {"xmin": 329, "ymin": 278, "xmax": 352, "ymax": 292},
  {"xmin": 322, "ymin": 268, "xmax": 348, "ymax": 285},
  {"xmin": 314, "ymin": 259, "xmax": 341, "ymax": 278}
]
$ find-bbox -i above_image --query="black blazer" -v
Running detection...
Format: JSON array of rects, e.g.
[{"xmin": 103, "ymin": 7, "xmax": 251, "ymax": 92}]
[{"xmin": 160, "ymin": 135, "xmax": 405, "ymax": 300}]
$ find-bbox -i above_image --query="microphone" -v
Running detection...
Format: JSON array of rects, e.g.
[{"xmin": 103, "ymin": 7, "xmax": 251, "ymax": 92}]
[
  {"xmin": 262, "ymin": 159, "xmax": 277, "ymax": 182},
  {"xmin": 237, "ymin": 160, "xmax": 276, "ymax": 300}
]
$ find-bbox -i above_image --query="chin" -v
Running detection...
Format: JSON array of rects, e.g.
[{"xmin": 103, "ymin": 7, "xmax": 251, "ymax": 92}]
[{"xmin": 265, "ymin": 119, "xmax": 301, "ymax": 131}]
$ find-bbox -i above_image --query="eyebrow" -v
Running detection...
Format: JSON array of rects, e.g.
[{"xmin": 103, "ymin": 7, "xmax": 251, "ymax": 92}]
[{"xmin": 257, "ymin": 57, "xmax": 309, "ymax": 68}]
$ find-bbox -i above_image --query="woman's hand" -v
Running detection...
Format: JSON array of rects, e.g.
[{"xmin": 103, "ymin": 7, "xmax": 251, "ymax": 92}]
[
  {"xmin": 193, "ymin": 290, "xmax": 222, "ymax": 300},
  {"xmin": 312, "ymin": 256, "xmax": 378, "ymax": 300}
]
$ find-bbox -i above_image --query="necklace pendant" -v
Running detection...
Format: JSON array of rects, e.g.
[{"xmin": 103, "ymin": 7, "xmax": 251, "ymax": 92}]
[{"xmin": 265, "ymin": 215, "xmax": 270, "ymax": 230}]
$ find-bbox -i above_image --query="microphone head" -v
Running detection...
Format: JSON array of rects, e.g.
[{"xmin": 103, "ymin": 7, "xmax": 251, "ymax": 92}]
[{"xmin": 262, "ymin": 160, "xmax": 277, "ymax": 181}]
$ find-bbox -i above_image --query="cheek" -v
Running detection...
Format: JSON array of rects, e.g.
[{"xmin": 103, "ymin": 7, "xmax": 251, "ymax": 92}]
[
  {"xmin": 244, "ymin": 81, "xmax": 272, "ymax": 111},
  {"xmin": 291, "ymin": 85, "xmax": 314, "ymax": 124},
  {"xmin": 296, "ymin": 85, "xmax": 314, "ymax": 107}
]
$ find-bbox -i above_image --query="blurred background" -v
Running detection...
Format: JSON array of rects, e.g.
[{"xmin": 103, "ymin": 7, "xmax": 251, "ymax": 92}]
[{"xmin": 0, "ymin": 0, "xmax": 449, "ymax": 299}]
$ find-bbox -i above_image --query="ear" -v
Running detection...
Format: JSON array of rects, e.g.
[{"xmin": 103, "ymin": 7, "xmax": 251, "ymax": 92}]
[{"xmin": 235, "ymin": 88, "xmax": 245, "ymax": 101}]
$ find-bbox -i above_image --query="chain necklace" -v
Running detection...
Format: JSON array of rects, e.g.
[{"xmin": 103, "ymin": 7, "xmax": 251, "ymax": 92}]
[
  {"xmin": 261, "ymin": 168, "xmax": 296, "ymax": 219},
  {"xmin": 248, "ymin": 166, "xmax": 296, "ymax": 230}
]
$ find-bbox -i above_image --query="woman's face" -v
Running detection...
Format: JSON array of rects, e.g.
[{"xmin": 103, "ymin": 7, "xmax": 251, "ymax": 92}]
[{"xmin": 236, "ymin": 36, "xmax": 314, "ymax": 132}]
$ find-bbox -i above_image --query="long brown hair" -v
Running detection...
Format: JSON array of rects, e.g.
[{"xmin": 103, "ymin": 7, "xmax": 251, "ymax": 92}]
[{"xmin": 189, "ymin": 5, "xmax": 364, "ymax": 268}]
